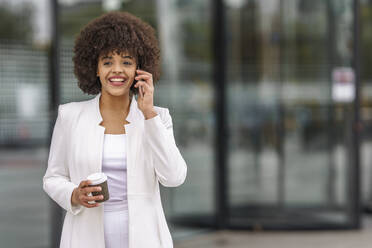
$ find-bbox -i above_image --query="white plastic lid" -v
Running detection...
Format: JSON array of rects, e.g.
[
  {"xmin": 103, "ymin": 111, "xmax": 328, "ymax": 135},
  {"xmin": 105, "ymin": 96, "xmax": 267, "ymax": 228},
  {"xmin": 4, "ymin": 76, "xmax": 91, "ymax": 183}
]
[{"xmin": 87, "ymin": 172, "xmax": 107, "ymax": 185}]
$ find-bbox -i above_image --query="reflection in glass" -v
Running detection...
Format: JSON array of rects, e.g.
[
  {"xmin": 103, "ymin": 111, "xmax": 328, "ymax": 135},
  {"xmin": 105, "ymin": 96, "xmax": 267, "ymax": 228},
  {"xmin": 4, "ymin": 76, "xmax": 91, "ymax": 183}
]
[{"xmin": 227, "ymin": 0, "xmax": 355, "ymax": 228}]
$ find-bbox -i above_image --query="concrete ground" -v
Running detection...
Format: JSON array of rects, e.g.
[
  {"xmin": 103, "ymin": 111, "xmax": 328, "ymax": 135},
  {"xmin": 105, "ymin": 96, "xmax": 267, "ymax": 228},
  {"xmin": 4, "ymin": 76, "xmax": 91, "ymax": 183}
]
[
  {"xmin": 173, "ymin": 216, "xmax": 372, "ymax": 248},
  {"xmin": 175, "ymin": 214, "xmax": 372, "ymax": 247},
  {"xmin": 174, "ymin": 228, "xmax": 372, "ymax": 248}
]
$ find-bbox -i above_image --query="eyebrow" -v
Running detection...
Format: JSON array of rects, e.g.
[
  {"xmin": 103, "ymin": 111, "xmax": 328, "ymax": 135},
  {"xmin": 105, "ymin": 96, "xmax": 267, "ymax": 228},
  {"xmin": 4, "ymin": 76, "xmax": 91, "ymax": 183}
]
[{"xmin": 101, "ymin": 55, "xmax": 134, "ymax": 60}]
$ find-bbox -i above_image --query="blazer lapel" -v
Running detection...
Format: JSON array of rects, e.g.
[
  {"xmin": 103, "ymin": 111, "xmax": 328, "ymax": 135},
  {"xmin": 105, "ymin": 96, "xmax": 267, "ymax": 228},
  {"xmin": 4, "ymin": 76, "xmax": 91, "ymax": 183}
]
[
  {"xmin": 124, "ymin": 95, "xmax": 144, "ymax": 192},
  {"xmin": 91, "ymin": 93, "xmax": 144, "ymax": 179}
]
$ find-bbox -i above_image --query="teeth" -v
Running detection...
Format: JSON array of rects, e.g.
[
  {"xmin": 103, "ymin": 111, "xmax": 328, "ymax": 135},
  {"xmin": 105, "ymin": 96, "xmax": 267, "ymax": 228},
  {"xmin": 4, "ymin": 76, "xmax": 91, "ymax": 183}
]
[{"xmin": 110, "ymin": 78, "xmax": 124, "ymax": 82}]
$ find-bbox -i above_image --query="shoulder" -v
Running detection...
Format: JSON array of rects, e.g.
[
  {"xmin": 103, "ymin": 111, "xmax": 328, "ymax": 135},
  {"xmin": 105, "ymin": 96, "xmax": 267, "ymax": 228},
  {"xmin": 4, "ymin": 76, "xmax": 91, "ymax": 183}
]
[
  {"xmin": 57, "ymin": 97, "xmax": 93, "ymax": 120},
  {"xmin": 153, "ymin": 106, "xmax": 169, "ymax": 117},
  {"xmin": 153, "ymin": 106, "xmax": 173, "ymax": 127}
]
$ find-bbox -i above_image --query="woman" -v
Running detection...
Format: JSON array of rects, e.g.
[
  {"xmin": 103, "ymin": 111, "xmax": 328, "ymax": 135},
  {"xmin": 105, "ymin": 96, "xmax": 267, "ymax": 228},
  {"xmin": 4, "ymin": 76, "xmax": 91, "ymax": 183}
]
[{"xmin": 43, "ymin": 11, "xmax": 187, "ymax": 248}]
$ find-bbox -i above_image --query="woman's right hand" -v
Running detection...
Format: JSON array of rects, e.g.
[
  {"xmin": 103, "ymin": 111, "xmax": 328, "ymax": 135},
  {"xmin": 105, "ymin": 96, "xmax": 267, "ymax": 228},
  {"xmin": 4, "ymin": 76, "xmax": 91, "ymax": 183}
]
[{"xmin": 71, "ymin": 180, "xmax": 103, "ymax": 208}]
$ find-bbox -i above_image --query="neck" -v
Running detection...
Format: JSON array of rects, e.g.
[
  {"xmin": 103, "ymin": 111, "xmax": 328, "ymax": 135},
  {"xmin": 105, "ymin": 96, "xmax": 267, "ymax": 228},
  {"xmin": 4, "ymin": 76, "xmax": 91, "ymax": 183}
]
[{"xmin": 99, "ymin": 91, "xmax": 132, "ymax": 114}]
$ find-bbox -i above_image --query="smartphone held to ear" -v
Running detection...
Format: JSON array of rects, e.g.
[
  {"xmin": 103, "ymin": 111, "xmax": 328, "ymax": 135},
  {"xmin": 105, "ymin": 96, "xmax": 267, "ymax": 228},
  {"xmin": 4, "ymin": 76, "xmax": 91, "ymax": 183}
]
[{"xmin": 131, "ymin": 64, "xmax": 140, "ymax": 95}]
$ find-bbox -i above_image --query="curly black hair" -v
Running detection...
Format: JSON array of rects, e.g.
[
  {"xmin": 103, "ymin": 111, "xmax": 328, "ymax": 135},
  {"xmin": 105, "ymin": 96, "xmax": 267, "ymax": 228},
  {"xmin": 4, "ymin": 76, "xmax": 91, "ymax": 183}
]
[{"xmin": 73, "ymin": 11, "xmax": 160, "ymax": 95}]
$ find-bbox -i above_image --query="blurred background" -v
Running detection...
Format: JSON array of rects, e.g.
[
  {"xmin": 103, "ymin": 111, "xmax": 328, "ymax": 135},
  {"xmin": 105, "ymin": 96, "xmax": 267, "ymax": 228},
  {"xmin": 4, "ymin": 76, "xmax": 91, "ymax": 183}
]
[{"xmin": 2, "ymin": 0, "xmax": 372, "ymax": 247}]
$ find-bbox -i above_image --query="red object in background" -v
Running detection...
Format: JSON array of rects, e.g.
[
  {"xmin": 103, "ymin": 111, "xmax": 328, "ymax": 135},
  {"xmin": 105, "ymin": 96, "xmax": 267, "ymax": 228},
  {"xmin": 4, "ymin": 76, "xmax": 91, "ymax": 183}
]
[{"xmin": 18, "ymin": 123, "xmax": 30, "ymax": 139}]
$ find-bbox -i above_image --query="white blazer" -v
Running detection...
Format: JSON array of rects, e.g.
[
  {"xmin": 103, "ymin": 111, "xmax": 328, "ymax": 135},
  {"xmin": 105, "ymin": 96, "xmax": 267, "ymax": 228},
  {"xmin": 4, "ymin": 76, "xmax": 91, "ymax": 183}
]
[{"xmin": 43, "ymin": 92, "xmax": 187, "ymax": 248}]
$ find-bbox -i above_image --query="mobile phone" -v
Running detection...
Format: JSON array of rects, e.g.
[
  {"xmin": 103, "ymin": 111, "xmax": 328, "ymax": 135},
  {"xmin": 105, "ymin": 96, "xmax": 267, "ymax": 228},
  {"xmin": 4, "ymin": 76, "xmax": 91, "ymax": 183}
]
[{"xmin": 131, "ymin": 64, "xmax": 140, "ymax": 95}]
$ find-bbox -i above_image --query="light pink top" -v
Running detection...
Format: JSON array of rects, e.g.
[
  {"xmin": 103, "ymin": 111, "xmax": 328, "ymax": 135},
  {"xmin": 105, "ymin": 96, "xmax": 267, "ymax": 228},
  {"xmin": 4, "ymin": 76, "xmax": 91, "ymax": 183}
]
[{"xmin": 102, "ymin": 134, "xmax": 128, "ymax": 212}]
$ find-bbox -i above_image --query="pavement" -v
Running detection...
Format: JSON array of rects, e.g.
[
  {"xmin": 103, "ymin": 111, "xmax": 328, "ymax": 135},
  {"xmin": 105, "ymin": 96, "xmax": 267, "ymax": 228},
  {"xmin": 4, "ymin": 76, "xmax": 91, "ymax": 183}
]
[{"xmin": 174, "ymin": 227, "xmax": 372, "ymax": 248}]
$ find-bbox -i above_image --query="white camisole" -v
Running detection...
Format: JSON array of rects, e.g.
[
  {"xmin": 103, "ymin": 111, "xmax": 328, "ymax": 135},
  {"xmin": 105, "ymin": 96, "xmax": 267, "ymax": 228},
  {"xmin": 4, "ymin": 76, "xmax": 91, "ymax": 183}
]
[
  {"xmin": 102, "ymin": 134, "xmax": 129, "ymax": 248},
  {"xmin": 102, "ymin": 134, "xmax": 128, "ymax": 212}
]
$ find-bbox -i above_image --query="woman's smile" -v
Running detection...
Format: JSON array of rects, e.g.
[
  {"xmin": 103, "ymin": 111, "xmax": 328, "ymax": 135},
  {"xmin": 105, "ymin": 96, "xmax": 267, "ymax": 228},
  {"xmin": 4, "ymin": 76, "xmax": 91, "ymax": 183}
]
[{"xmin": 108, "ymin": 76, "xmax": 127, "ymax": 86}]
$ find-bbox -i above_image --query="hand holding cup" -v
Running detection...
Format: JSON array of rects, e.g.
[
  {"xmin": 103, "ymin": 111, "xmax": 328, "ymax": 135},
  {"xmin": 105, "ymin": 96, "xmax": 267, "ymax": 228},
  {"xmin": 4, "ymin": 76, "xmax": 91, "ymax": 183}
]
[{"xmin": 71, "ymin": 180, "xmax": 103, "ymax": 208}]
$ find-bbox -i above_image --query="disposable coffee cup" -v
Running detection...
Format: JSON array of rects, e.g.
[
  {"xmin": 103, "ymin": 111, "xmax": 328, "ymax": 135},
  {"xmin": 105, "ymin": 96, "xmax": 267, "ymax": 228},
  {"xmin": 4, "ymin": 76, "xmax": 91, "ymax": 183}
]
[{"xmin": 86, "ymin": 172, "xmax": 109, "ymax": 204}]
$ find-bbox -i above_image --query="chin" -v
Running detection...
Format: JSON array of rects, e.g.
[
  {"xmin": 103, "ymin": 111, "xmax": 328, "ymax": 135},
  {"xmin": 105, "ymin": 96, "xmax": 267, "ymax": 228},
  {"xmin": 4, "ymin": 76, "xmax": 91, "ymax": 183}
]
[{"xmin": 103, "ymin": 87, "xmax": 129, "ymax": 97}]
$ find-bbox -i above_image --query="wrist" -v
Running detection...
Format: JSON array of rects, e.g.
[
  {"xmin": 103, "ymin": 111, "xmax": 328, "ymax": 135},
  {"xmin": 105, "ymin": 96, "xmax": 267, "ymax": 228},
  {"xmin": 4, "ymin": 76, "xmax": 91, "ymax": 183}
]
[
  {"xmin": 143, "ymin": 108, "xmax": 157, "ymax": 120},
  {"xmin": 71, "ymin": 188, "xmax": 78, "ymax": 206}
]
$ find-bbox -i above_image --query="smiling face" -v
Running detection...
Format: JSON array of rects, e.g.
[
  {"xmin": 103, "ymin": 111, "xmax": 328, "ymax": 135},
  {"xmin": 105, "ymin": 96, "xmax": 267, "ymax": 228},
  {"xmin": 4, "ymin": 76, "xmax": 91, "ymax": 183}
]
[{"xmin": 97, "ymin": 51, "xmax": 137, "ymax": 97}]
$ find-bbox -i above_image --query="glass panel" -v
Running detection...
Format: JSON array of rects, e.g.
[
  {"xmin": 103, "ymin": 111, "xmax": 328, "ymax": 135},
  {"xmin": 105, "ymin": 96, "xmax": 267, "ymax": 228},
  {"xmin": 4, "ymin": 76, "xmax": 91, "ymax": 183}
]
[
  {"xmin": 227, "ymin": 0, "xmax": 356, "ymax": 228},
  {"xmin": 227, "ymin": 0, "xmax": 280, "ymax": 208},
  {"xmin": 59, "ymin": 0, "xmax": 104, "ymax": 103},
  {"xmin": 361, "ymin": 0, "xmax": 372, "ymax": 209},
  {"xmin": 0, "ymin": 1, "xmax": 50, "ymax": 246},
  {"xmin": 154, "ymin": 0, "xmax": 215, "ymax": 232}
]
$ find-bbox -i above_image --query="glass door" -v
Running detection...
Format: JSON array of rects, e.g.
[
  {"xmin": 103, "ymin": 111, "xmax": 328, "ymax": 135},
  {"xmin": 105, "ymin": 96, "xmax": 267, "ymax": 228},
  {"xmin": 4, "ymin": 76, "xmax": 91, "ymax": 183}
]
[{"xmin": 227, "ymin": 0, "xmax": 360, "ymax": 229}]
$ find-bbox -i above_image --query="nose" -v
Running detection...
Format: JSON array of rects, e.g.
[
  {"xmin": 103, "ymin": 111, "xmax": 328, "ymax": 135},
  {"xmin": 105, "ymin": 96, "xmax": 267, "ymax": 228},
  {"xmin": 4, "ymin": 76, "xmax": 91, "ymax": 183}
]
[{"xmin": 112, "ymin": 62, "xmax": 123, "ymax": 73}]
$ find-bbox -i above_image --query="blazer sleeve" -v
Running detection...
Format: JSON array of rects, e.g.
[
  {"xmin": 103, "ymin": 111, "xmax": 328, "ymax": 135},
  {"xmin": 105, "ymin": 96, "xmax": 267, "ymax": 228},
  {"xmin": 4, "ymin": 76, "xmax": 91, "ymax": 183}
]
[
  {"xmin": 144, "ymin": 108, "xmax": 187, "ymax": 187},
  {"xmin": 43, "ymin": 104, "xmax": 83, "ymax": 215}
]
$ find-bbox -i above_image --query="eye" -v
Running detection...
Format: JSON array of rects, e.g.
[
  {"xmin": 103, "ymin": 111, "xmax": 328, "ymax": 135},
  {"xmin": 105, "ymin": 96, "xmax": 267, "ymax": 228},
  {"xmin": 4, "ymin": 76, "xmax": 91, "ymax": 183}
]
[
  {"xmin": 123, "ymin": 61, "xmax": 132, "ymax": 65},
  {"xmin": 103, "ymin": 61, "xmax": 111, "ymax": 66}
]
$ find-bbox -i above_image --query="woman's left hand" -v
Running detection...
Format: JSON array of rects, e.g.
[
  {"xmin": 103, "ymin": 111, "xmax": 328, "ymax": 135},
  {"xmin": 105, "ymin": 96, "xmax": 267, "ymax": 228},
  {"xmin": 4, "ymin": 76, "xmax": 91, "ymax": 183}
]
[{"xmin": 134, "ymin": 69, "xmax": 157, "ymax": 119}]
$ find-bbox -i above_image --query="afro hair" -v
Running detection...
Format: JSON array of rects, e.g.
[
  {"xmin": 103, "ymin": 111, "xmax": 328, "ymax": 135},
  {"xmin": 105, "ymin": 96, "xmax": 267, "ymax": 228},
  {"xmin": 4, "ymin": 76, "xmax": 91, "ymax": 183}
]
[{"xmin": 73, "ymin": 11, "xmax": 160, "ymax": 95}]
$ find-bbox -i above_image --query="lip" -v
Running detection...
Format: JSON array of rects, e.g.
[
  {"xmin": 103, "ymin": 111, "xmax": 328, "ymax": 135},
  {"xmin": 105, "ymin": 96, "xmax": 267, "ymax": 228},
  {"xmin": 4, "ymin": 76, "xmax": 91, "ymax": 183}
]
[{"xmin": 109, "ymin": 81, "xmax": 124, "ymax": 86}]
